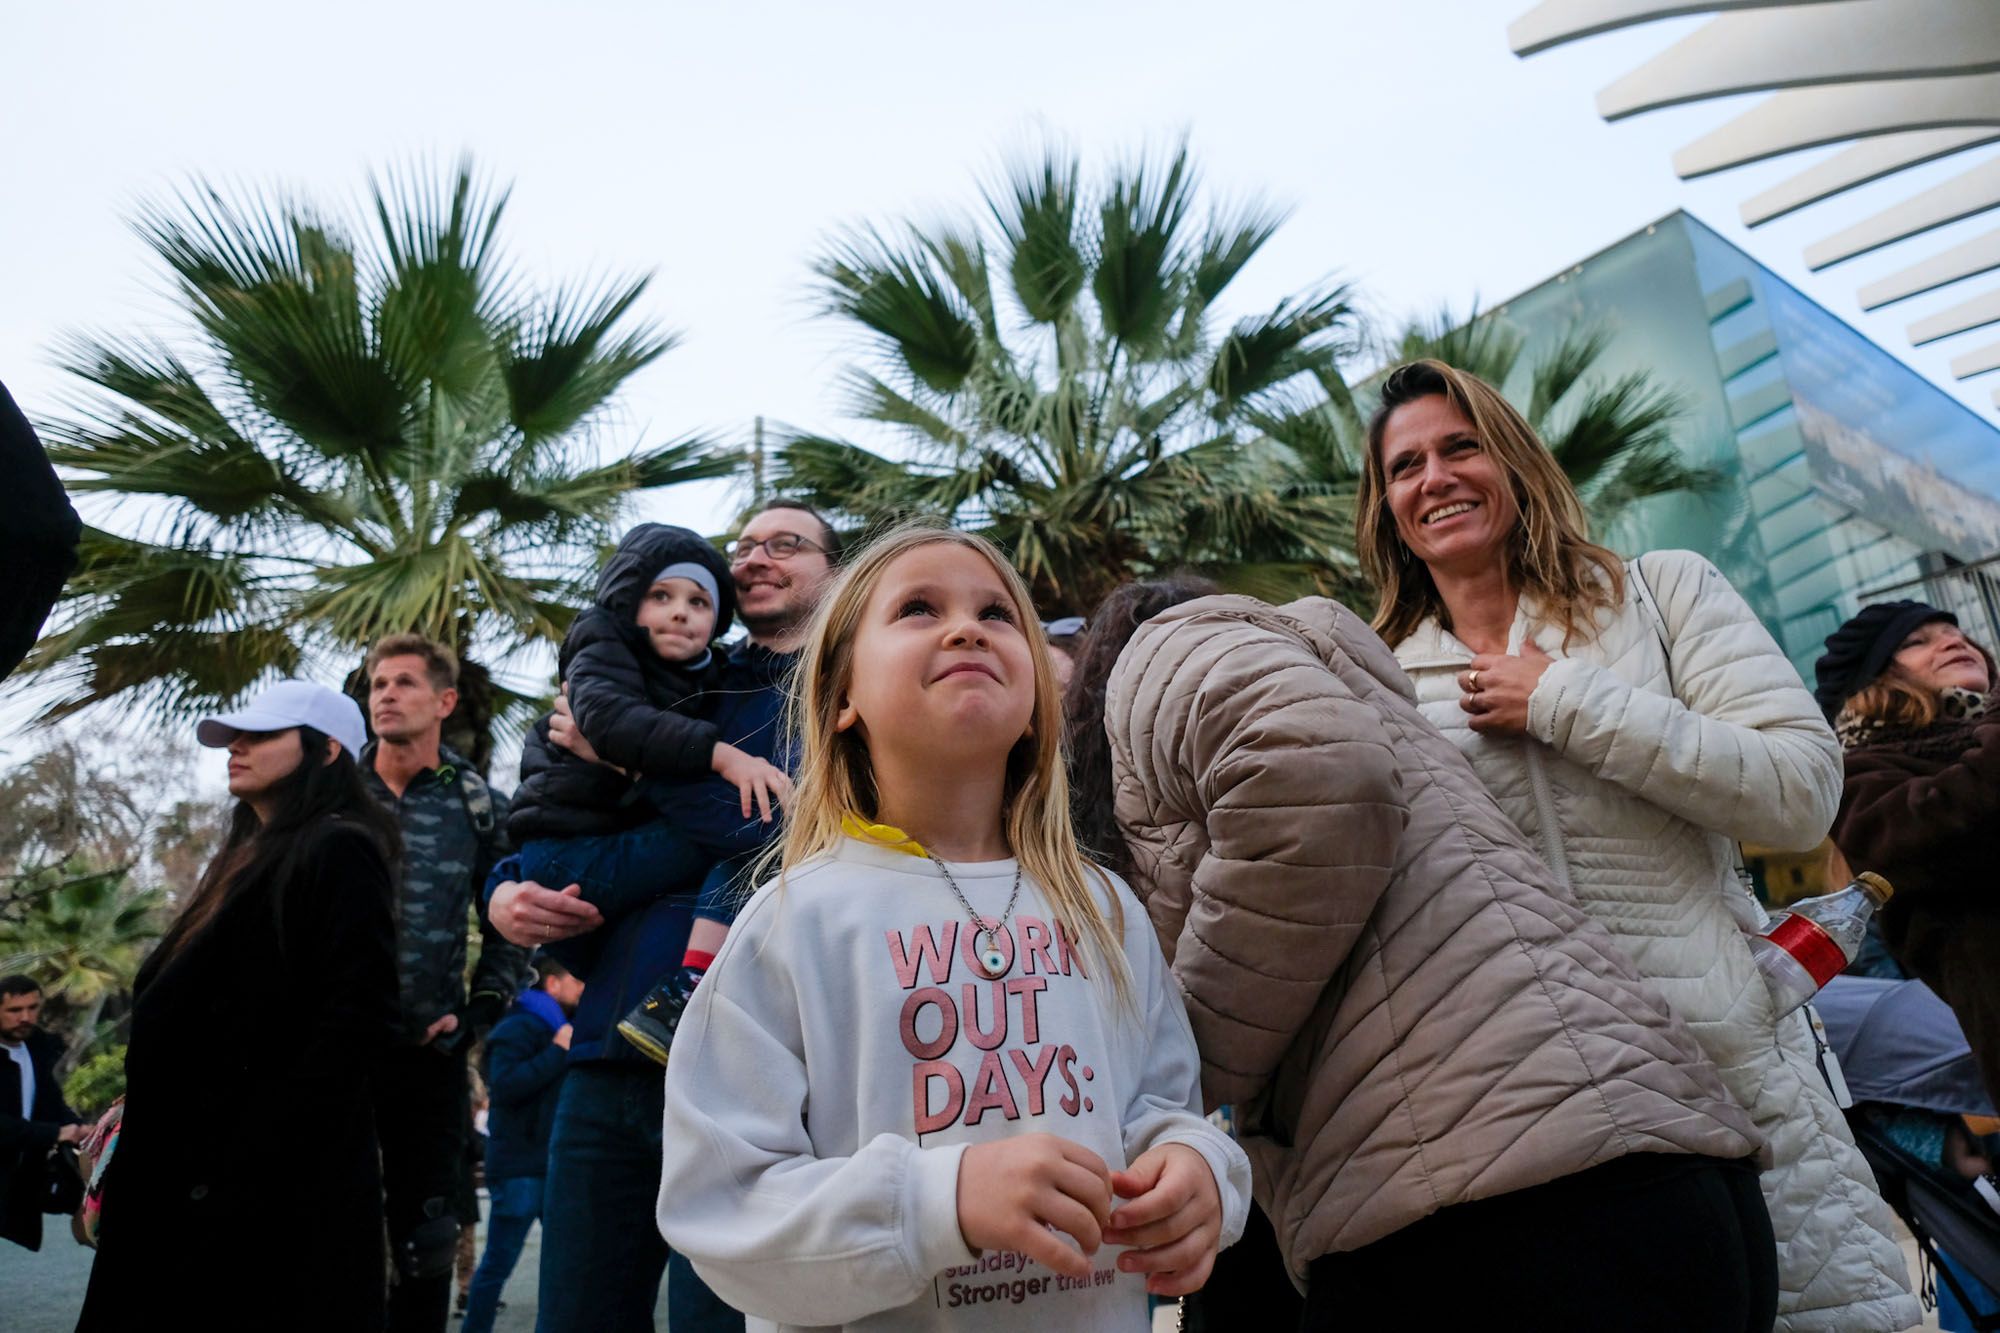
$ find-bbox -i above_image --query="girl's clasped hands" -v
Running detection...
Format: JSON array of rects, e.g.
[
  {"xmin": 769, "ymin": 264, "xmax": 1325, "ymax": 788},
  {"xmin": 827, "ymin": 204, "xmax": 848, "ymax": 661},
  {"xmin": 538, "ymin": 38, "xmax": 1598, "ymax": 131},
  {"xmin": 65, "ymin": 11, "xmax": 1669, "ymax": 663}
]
[{"xmin": 957, "ymin": 1135, "xmax": 1225, "ymax": 1296}]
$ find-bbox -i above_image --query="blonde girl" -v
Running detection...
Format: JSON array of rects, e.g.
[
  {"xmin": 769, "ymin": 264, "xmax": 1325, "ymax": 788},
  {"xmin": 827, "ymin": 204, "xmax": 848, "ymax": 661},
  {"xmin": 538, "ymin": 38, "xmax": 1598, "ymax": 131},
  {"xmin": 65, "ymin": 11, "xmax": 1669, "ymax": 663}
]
[{"xmin": 654, "ymin": 525, "xmax": 1249, "ymax": 1333}]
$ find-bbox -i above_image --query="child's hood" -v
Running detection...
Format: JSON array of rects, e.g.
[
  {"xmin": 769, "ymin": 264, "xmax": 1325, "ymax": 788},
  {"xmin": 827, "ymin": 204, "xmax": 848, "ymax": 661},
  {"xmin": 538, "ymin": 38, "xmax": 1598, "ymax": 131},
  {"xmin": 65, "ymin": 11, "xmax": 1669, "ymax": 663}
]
[{"xmin": 594, "ymin": 523, "xmax": 737, "ymax": 639}]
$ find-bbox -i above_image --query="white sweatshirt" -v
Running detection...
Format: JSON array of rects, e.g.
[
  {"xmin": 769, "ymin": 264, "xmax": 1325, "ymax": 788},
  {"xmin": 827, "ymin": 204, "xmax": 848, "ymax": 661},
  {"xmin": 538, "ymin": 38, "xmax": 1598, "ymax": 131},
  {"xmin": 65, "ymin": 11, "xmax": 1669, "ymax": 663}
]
[{"xmin": 656, "ymin": 836, "xmax": 1251, "ymax": 1332}]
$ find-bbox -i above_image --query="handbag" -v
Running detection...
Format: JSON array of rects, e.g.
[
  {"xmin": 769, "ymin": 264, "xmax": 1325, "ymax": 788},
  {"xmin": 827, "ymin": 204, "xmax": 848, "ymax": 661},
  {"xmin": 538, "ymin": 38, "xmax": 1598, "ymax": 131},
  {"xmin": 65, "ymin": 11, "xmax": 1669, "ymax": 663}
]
[
  {"xmin": 68, "ymin": 1097, "xmax": 123, "ymax": 1249},
  {"xmin": 41, "ymin": 1141, "xmax": 83, "ymax": 1216}
]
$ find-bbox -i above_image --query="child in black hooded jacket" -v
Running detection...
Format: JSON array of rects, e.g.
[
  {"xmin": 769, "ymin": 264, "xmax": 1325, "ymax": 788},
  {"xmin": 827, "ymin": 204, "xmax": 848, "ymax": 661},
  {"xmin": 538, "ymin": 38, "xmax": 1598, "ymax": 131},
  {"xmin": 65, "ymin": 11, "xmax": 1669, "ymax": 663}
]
[{"xmin": 508, "ymin": 523, "xmax": 787, "ymax": 1063}]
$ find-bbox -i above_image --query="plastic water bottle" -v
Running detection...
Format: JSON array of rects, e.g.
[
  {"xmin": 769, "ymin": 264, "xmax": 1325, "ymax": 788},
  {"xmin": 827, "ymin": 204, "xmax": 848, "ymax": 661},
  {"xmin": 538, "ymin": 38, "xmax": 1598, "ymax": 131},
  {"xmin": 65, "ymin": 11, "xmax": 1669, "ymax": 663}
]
[{"xmin": 1750, "ymin": 872, "xmax": 1894, "ymax": 1017}]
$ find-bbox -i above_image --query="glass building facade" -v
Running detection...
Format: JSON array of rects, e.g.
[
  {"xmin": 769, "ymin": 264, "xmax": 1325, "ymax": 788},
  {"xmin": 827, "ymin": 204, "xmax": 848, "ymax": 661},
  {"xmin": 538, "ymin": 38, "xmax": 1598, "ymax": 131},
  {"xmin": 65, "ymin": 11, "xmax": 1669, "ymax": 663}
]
[{"xmin": 1484, "ymin": 212, "xmax": 2000, "ymax": 678}]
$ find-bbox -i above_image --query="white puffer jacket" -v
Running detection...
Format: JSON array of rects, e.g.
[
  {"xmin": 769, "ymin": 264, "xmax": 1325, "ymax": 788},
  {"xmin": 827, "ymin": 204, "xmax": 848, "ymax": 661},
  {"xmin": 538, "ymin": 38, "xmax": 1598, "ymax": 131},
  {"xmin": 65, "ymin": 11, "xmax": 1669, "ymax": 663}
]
[{"xmin": 1395, "ymin": 549, "xmax": 1918, "ymax": 1333}]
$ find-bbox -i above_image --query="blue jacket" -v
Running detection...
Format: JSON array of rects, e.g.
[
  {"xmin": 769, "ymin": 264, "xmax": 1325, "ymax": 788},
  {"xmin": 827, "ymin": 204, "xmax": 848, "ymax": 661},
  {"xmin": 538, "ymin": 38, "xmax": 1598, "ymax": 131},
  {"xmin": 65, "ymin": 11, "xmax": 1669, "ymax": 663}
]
[{"xmin": 480, "ymin": 989, "xmax": 569, "ymax": 1180}]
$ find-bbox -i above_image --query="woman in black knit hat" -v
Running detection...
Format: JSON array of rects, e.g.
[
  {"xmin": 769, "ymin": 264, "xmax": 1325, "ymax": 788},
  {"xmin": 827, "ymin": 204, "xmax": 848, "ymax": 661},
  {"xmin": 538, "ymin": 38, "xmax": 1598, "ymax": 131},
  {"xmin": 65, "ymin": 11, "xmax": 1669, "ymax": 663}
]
[{"xmin": 1820, "ymin": 600, "xmax": 2000, "ymax": 1105}]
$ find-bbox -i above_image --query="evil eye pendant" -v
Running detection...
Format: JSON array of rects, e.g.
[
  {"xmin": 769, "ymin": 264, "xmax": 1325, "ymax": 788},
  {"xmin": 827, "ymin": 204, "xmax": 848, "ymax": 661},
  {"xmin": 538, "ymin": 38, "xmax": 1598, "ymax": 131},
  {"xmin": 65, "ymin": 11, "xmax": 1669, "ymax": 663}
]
[{"xmin": 978, "ymin": 935, "xmax": 1007, "ymax": 977}]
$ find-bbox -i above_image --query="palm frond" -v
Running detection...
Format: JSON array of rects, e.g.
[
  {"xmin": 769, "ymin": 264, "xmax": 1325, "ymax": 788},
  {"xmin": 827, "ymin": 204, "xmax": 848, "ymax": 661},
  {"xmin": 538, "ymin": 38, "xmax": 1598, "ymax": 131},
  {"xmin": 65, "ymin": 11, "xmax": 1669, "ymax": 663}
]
[
  {"xmin": 1207, "ymin": 286, "xmax": 1357, "ymax": 413},
  {"xmin": 504, "ymin": 274, "xmax": 675, "ymax": 449},
  {"xmin": 139, "ymin": 181, "xmax": 409, "ymax": 462},
  {"xmin": 817, "ymin": 227, "xmax": 980, "ymax": 394},
  {"xmin": 1528, "ymin": 327, "xmax": 1612, "ymax": 428},
  {"xmin": 990, "ymin": 150, "xmax": 1086, "ymax": 325},
  {"xmin": 1093, "ymin": 142, "xmax": 1195, "ymax": 350}
]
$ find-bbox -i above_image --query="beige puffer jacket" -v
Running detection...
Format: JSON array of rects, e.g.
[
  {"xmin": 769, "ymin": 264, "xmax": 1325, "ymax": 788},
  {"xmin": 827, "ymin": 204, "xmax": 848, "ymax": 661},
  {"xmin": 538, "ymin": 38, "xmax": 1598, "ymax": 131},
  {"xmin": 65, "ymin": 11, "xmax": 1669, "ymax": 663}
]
[
  {"xmin": 1395, "ymin": 550, "xmax": 1917, "ymax": 1333},
  {"xmin": 1103, "ymin": 593, "xmax": 1764, "ymax": 1283}
]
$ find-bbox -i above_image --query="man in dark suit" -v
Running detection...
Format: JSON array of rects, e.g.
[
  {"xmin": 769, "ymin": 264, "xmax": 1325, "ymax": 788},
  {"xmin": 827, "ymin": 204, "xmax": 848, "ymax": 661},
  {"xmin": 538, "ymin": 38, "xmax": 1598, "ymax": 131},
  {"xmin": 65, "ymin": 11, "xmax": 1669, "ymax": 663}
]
[{"xmin": 0, "ymin": 974, "xmax": 85, "ymax": 1250}]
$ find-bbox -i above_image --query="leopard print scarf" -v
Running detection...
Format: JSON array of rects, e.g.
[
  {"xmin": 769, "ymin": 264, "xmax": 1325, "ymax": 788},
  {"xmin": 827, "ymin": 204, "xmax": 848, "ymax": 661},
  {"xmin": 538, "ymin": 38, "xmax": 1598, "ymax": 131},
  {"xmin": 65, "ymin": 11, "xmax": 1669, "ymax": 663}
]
[{"xmin": 1835, "ymin": 686, "xmax": 1991, "ymax": 755}]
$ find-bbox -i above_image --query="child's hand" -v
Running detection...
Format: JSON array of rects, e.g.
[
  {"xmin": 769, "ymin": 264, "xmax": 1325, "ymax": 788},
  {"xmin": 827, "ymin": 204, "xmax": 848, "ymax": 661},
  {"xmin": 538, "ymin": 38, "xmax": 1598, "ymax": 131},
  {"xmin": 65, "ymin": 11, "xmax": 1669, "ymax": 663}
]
[
  {"xmin": 1105, "ymin": 1143, "xmax": 1224, "ymax": 1297},
  {"xmin": 956, "ymin": 1134, "xmax": 1113, "ymax": 1279},
  {"xmin": 711, "ymin": 743, "xmax": 794, "ymax": 823}
]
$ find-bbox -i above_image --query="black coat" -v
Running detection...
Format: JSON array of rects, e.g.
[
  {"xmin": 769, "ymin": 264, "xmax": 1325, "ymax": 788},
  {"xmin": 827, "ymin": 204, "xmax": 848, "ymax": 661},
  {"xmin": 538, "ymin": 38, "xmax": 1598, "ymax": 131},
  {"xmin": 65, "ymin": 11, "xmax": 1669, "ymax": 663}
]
[
  {"xmin": 0, "ymin": 378, "xmax": 81, "ymax": 680},
  {"xmin": 0, "ymin": 1028, "xmax": 81, "ymax": 1251},
  {"xmin": 77, "ymin": 822, "xmax": 400, "ymax": 1331},
  {"xmin": 508, "ymin": 523, "xmax": 735, "ymax": 843}
]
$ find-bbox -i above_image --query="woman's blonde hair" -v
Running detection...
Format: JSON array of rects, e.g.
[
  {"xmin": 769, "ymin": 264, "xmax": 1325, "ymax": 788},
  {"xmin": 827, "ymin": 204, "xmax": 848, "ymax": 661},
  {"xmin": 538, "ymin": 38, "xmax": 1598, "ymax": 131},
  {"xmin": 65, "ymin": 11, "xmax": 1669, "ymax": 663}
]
[
  {"xmin": 1357, "ymin": 359, "xmax": 1625, "ymax": 649},
  {"xmin": 765, "ymin": 522, "xmax": 1128, "ymax": 996}
]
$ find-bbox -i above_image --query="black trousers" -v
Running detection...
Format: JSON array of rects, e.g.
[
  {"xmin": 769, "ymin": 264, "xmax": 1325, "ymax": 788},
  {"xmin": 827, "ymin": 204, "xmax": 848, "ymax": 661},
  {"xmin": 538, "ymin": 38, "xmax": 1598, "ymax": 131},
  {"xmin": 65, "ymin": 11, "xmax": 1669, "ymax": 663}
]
[
  {"xmin": 374, "ymin": 1043, "xmax": 470, "ymax": 1333},
  {"xmin": 1301, "ymin": 1154, "xmax": 1777, "ymax": 1333},
  {"xmin": 1180, "ymin": 1202, "xmax": 1303, "ymax": 1332}
]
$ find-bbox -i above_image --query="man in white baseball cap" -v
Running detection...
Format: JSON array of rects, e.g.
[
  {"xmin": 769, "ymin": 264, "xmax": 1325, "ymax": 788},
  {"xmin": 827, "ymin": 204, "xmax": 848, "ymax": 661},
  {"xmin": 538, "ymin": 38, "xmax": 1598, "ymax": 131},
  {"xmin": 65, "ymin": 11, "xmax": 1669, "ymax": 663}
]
[{"xmin": 196, "ymin": 679, "xmax": 367, "ymax": 760}]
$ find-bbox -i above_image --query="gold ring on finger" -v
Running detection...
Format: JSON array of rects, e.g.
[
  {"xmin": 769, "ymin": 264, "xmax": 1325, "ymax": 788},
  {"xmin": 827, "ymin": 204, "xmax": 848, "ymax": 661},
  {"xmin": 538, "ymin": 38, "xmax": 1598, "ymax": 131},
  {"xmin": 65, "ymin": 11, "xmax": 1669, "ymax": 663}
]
[{"xmin": 1468, "ymin": 669, "xmax": 1481, "ymax": 693}]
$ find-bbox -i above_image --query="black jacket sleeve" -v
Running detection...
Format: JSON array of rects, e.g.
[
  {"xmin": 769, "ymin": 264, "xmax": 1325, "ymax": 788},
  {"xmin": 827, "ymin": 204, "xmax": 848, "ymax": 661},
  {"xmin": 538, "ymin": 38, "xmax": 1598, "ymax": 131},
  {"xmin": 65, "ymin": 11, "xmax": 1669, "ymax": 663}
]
[
  {"xmin": 0, "ymin": 1107, "xmax": 60, "ymax": 1156},
  {"xmin": 563, "ymin": 609, "xmax": 721, "ymax": 780},
  {"xmin": 0, "ymin": 379, "xmax": 81, "ymax": 679}
]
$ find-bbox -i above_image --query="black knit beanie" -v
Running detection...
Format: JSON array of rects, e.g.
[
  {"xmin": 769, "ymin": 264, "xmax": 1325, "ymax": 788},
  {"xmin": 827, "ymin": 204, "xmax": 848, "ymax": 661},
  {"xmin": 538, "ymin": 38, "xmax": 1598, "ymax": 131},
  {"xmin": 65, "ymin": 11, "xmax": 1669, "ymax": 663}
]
[{"xmin": 1812, "ymin": 600, "xmax": 1957, "ymax": 720}]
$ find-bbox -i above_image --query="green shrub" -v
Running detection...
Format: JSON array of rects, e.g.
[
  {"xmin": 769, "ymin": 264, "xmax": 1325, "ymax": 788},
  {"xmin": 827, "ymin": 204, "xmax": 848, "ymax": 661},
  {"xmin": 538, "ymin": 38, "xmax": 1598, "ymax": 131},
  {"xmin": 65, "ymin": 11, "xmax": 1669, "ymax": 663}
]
[{"xmin": 64, "ymin": 1043, "xmax": 126, "ymax": 1116}]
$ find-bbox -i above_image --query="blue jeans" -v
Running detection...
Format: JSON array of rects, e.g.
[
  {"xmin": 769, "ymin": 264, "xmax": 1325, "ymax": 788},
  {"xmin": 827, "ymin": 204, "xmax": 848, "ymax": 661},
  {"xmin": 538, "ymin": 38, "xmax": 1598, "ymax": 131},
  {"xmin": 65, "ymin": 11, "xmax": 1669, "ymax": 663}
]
[
  {"xmin": 462, "ymin": 1175, "xmax": 543, "ymax": 1333},
  {"xmin": 537, "ymin": 1064, "xmax": 741, "ymax": 1333},
  {"xmin": 519, "ymin": 825, "xmax": 715, "ymax": 925}
]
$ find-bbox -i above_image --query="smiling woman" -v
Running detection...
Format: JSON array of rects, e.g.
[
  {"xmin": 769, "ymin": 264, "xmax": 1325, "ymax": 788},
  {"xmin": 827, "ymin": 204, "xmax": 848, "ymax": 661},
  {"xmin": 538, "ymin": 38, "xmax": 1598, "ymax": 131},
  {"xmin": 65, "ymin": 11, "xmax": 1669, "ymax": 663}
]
[
  {"xmin": 1365, "ymin": 359, "xmax": 1921, "ymax": 1331},
  {"xmin": 1820, "ymin": 601, "xmax": 2000, "ymax": 1116}
]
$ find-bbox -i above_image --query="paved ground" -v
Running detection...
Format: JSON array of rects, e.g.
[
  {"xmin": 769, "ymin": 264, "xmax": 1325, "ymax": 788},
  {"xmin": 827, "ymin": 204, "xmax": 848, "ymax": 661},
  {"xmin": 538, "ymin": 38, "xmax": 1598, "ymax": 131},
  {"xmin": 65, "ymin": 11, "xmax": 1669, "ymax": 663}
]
[
  {"xmin": 5, "ymin": 1217, "xmax": 1934, "ymax": 1330},
  {"xmin": 0, "ymin": 1194, "xmax": 664, "ymax": 1331}
]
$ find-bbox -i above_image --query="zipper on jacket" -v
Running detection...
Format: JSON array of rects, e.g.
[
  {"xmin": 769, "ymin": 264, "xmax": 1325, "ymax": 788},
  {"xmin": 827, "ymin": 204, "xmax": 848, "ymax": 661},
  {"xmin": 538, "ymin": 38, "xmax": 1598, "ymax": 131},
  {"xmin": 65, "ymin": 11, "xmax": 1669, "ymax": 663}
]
[{"xmin": 1522, "ymin": 740, "xmax": 1573, "ymax": 891}]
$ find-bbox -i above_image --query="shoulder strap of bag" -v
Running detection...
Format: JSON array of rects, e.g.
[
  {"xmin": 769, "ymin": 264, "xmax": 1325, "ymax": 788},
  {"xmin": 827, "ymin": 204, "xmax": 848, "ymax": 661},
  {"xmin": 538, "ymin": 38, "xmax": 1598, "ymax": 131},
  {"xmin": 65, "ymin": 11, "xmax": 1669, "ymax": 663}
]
[
  {"xmin": 1628, "ymin": 555, "xmax": 1761, "ymax": 901},
  {"xmin": 1625, "ymin": 554, "xmax": 1673, "ymax": 696}
]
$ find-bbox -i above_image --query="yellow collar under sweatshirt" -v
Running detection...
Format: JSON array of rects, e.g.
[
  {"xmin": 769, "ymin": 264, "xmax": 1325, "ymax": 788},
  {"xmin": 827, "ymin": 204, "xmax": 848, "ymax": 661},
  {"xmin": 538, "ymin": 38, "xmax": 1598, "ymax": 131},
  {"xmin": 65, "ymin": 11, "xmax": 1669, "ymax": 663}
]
[{"xmin": 655, "ymin": 835, "xmax": 1251, "ymax": 1332}]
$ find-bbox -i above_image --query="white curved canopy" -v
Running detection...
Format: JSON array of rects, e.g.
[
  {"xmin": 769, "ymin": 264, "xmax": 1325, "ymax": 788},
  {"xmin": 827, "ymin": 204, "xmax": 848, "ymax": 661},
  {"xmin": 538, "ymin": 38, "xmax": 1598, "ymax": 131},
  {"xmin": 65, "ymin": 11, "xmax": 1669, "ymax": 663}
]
[{"xmin": 1513, "ymin": 0, "xmax": 2000, "ymax": 394}]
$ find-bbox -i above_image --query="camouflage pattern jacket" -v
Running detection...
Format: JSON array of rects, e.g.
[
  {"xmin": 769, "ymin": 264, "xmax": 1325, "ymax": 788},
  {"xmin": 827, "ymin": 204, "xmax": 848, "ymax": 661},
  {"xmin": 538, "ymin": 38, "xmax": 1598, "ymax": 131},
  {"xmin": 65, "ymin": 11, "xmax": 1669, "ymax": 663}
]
[{"xmin": 363, "ymin": 743, "xmax": 532, "ymax": 1046}]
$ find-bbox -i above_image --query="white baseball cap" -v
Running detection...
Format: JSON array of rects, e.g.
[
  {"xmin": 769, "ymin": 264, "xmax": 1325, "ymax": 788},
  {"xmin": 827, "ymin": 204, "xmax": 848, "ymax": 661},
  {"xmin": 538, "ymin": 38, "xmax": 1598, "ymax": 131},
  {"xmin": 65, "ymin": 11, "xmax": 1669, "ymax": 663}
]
[{"xmin": 196, "ymin": 680, "xmax": 368, "ymax": 760}]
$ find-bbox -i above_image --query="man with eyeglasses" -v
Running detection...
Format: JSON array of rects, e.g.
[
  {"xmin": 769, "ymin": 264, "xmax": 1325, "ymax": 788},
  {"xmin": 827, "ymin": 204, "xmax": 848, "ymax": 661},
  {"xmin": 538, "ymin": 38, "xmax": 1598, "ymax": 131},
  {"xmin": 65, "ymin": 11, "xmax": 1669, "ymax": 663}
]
[{"xmin": 484, "ymin": 501, "xmax": 839, "ymax": 1333}]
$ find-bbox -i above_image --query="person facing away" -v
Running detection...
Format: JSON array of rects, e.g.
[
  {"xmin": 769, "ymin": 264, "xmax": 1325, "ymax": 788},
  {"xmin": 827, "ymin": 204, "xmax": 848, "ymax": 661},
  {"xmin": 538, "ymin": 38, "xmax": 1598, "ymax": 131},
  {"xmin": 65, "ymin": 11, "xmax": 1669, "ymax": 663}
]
[
  {"xmin": 505, "ymin": 522, "xmax": 791, "ymax": 1065},
  {"xmin": 1069, "ymin": 577, "xmax": 1775, "ymax": 1333},
  {"xmin": 76, "ymin": 681, "xmax": 402, "ymax": 1332},
  {"xmin": 483, "ymin": 500, "xmax": 842, "ymax": 1333},
  {"xmin": 655, "ymin": 525, "xmax": 1252, "ymax": 1333},
  {"xmin": 1359, "ymin": 358, "xmax": 1917, "ymax": 1331},
  {"xmin": 0, "ymin": 376, "xmax": 81, "ymax": 681},
  {"xmin": 1818, "ymin": 601, "xmax": 2000, "ymax": 1110},
  {"xmin": 461, "ymin": 958, "xmax": 584, "ymax": 1333},
  {"xmin": 0, "ymin": 974, "xmax": 84, "ymax": 1253},
  {"xmin": 362, "ymin": 633, "xmax": 532, "ymax": 1333}
]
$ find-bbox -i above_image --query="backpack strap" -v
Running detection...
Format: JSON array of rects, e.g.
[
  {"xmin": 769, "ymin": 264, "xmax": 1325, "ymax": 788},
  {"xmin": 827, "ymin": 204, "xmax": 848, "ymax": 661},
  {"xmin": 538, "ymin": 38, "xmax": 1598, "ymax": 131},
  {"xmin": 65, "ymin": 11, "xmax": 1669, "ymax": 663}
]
[{"xmin": 448, "ymin": 764, "xmax": 496, "ymax": 838}]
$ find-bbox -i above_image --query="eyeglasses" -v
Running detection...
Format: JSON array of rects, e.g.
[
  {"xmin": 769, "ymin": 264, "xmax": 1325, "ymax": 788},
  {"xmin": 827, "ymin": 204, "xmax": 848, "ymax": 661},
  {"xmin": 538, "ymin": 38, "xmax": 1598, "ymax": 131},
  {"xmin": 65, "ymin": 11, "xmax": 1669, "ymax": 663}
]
[{"xmin": 729, "ymin": 532, "xmax": 823, "ymax": 563}]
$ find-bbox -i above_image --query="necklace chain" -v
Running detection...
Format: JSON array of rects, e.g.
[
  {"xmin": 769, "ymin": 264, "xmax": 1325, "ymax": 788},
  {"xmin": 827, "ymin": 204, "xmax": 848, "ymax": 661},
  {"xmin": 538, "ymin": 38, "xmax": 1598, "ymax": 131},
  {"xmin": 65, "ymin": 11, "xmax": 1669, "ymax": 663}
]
[{"xmin": 931, "ymin": 854, "xmax": 1021, "ymax": 976}]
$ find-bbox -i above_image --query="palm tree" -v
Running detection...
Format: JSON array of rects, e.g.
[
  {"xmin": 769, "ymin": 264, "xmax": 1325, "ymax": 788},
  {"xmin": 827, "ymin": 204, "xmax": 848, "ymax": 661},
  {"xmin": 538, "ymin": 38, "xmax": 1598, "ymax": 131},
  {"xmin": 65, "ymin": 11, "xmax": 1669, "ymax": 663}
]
[
  {"xmin": 0, "ymin": 864, "xmax": 166, "ymax": 1074},
  {"xmin": 769, "ymin": 142, "xmax": 1362, "ymax": 618},
  {"xmin": 25, "ymin": 157, "xmax": 738, "ymax": 769},
  {"xmin": 1269, "ymin": 309, "xmax": 1718, "ymax": 583}
]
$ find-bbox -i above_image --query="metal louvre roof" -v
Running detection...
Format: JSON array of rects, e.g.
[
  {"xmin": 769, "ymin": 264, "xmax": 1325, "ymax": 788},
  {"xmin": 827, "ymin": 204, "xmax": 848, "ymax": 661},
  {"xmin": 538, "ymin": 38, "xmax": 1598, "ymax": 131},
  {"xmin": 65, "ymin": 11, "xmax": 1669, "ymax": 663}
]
[{"xmin": 1510, "ymin": 0, "xmax": 2000, "ymax": 410}]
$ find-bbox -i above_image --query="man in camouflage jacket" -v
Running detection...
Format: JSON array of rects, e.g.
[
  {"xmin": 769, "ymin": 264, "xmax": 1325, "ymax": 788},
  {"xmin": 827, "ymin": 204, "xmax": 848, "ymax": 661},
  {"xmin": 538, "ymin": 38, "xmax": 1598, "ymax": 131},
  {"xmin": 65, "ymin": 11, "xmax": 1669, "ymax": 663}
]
[{"xmin": 363, "ymin": 634, "xmax": 531, "ymax": 1333}]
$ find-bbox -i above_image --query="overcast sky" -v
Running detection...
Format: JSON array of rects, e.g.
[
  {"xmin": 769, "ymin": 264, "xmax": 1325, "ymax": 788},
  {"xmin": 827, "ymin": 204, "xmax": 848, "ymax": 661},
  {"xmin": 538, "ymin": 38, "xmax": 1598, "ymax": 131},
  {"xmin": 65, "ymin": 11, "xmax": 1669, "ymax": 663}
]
[{"xmin": 5, "ymin": 0, "xmax": 1996, "ymax": 768}]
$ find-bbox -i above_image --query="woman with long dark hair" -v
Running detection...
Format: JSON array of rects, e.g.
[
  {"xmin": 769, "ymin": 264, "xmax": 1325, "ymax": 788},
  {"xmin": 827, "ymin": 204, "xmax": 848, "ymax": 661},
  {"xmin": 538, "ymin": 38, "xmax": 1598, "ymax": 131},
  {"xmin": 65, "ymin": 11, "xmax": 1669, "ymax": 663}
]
[{"xmin": 78, "ymin": 681, "xmax": 402, "ymax": 1331}]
